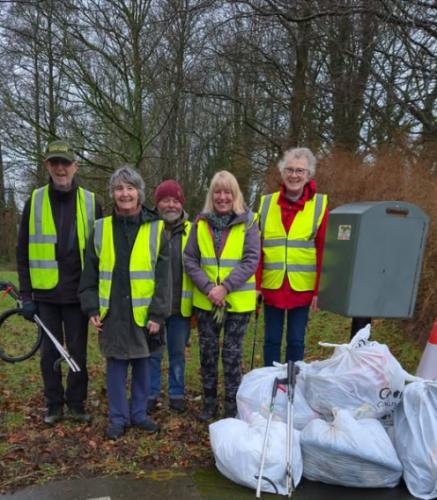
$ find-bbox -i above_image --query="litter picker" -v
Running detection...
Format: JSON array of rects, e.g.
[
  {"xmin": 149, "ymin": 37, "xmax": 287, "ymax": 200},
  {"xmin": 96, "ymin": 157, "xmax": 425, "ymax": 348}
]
[
  {"xmin": 286, "ymin": 361, "xmax": 298, "ymax": 497},
  {"xmin": 255, "ymin": 362, "xmax": 300, "ymax": 498},
  {"xmin": 0, "ymin": 280, "xmax": 80, "ymax": 371},
  {"xmin": 255, "ymin": 377, "xmax": 280, "ymax": 498},
  {"xmin": 33, "ymin": 314, "xmax": 80, "ymax": 372},
  {"xmin": 250, "ymin": 295, "xmax": 263, "ymax": 370}
]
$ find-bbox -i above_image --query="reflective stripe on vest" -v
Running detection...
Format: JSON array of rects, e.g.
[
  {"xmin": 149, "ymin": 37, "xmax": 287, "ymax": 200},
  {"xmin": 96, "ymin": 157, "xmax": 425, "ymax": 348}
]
[
  {"xmin": 192, "ymin": 212, "xmax": 257, "ymax": 313},
  {"xmin": 28, "ymin": 185, "xmax": 95, "ymax": 289},
  {"xmin": 181, "ymin": 221, "xmax": 193, "ymax": 317},
  {"xmin": 94, "ymin": 216, "xmax": 163, "ymax": 327},
  {"xmin": 259, "ymin": 191, "xmax": 327, "ymax": 291}
]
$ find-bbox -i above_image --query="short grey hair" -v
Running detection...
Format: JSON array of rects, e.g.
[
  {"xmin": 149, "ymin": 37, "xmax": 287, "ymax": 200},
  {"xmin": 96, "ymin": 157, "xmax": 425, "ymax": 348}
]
[
  {"xmin": 109, "ymin": 166, "xmax": 145, "ymax": 205},
  {"xmin": 278, "ymin": 147, "xmax": 317, "ymax": 178}
]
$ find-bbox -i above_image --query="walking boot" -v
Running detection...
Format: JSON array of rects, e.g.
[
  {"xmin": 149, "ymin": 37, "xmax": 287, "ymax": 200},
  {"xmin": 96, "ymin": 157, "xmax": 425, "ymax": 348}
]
[
  {"xmin": 223, "ymin": 400, "xmax": 238, "ymax": 419},
  {"xmin": 169, "ymin": 398, "xmax": 186, "ymax": 414},
  {"xmin": 197, "ymin": 397, "xmax": 218, "ymax": 422},
  {"xmin": 44, "ymin": 405, "xmax": 63, "ymax": 426},
  {"xmin": 66, "ymin": 406, "xmax": 92, "ymax": 423}
]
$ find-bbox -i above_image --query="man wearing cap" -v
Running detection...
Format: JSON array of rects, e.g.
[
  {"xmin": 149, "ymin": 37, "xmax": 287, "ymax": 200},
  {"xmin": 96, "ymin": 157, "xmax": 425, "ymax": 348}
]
[
  {"xmin": 147, "ymin": 180, "xmax": 193, "ymax": 414},
  {"xmin": 16, "ymin": 140, "xmax": 102, "ymax": 425}
]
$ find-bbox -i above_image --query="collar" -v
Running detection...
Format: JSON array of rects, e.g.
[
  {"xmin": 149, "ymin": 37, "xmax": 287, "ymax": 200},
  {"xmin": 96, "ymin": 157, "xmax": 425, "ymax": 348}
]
[{"xmin": 278, "ymin": 180, "xmax": 316, "ymax": 209}]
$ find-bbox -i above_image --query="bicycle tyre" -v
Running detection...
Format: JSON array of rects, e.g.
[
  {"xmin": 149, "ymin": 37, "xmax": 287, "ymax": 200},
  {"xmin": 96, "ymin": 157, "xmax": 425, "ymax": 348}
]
[{"xmin": 0, "ymin": 308, "xmax": 42, "ymax": 363}]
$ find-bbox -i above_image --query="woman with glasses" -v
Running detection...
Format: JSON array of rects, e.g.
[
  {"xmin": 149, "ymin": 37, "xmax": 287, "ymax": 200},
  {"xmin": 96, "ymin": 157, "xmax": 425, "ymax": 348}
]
[{"xmin": 257, "ymin": 147, "xmax": 328, "ymax": 366}]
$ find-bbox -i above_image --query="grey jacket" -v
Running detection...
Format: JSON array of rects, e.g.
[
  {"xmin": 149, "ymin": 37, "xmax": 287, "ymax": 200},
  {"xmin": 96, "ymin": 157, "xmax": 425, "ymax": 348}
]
[
  {"xmin": 79, "ymin": 206, "xmax": 170, "ymax": 359},
  {"xmin": 183, "ymin": 210, "xmax": 260, "ymax": 296}
]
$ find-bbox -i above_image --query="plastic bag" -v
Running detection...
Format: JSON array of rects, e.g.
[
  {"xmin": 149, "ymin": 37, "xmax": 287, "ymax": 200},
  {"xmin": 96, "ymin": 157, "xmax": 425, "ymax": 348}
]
[
  {"xmin": 237, "ymin": 362, "xmax": 319, "ymax": 430},
  {"xmin": 304, "ymin": 325, "xmax": 413, "ymax": 418},
  {"xmin": 301, "ymin": 409, "xmax": 402, "ymax": 488},
  {"xmin": 394, "ymin": 380, "xmax": 437, "ymax": 500},
  {"xmin": 209, "ymin": 414, "xmax": 302, "ymax": 495}
]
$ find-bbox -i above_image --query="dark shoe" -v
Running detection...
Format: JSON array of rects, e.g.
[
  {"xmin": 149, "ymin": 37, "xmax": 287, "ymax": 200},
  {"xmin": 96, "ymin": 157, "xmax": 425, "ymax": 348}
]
[
  {"xmin": 105, "ymin": 423, "xmax": 125, "ymax": 440},
  {"xmin": 197, "ymin": 398, "xmax": 218, "ymax": 422},
  {"xmin": 133, "ymin": 417, "xmax": 160, "ymax": 433},
  {"xmin": 147, "ymin": 397, "xmax": 158, "ymax": 414},
  {"xmin": 67, "ymin": 407, "xmax": 92, "ymax": 423},
  {"xmin": 223, "ymin": 400, "xmax": 237, "ymax": 419},
  {"xmin": 44, "ymin": 406, "xmax": 63, "ymax": 426},
  {"xmin": 169, "ymin": 398, "xmax": 186, "ymax": 413}
]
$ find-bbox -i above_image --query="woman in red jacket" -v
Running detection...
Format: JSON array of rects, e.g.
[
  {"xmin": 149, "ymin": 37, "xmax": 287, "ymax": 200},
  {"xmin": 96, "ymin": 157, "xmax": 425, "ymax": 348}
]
[{"xmin": 256, "ymin": 147, "xmax": 328, "ymax": 365}]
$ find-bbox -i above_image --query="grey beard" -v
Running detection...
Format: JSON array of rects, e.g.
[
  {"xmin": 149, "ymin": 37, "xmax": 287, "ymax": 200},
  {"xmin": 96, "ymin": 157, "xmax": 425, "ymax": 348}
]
[{"xmin": 161, "ymin": 211, "xmax": 181, "ymax": 223}]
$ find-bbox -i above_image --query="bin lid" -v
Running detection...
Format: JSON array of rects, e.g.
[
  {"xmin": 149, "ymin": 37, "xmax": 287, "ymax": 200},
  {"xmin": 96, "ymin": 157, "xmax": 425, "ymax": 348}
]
[{"xmin": 331, "ymin": 201, "xmax": 429, "ymax": 221}]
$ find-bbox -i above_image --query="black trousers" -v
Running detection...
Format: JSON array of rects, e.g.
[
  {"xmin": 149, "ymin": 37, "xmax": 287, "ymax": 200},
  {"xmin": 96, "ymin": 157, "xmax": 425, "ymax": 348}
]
[{"xmin": 37, "ymin": 302, "xmax": 89, "ymax": 409}]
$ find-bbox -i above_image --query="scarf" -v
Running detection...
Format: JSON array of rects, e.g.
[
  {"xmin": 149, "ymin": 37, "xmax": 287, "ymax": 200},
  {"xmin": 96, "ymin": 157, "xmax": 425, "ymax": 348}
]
[{"xmin": 206, "ymin": 212, "xmax": 234, "ymax": 252}]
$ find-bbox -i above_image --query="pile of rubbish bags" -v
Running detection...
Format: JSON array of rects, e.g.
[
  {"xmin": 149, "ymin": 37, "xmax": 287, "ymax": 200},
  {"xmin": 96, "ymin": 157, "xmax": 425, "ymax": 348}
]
[{"xmin": 209, "ymin": 325, "xmax": 437, "ymax": 499}]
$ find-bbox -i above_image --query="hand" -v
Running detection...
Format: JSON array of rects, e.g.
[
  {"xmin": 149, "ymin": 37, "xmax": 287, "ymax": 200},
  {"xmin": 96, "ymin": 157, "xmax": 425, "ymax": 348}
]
[
  {"xmin": 310, "ymin": 295, "xmax": 319, "ymax": 313},
  {"xmin": 90, "ymin": 315, "xmax": 103, "ymax": 332},
  {"xmin": 147, "ymin": 320, "xmax": 160, "ymax": 334},
  {"xmin": 207, "ymin": 285, "xmax": 227, "ymax": 307},
  {"xmin": 20, "ymin": 301, "xmax": 37, "ymax": 322},
  {"xmin": 145, "ymin": 323, "xmax": 165, "ymax": 351}
]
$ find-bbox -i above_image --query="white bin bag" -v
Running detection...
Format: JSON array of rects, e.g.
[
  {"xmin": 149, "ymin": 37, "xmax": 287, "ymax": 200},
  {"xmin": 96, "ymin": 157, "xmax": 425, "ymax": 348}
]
[
  {"xmin": 301, "ymin": 409, "xmax": 402, "ymax": 488},
  {"xmin": 237, "ymin": 362, "xmax": 319, "ymax": 430},
  {"xmin": 209, "ymin": 415, "xmax": 302, "ymax": 496},
  {"xmin": 305, "ymin": 325, "xmax": 412, "ymax": 419},
  {"xmin": 394, "ymin": 380, "xmax": 437, "ymax": 500}
]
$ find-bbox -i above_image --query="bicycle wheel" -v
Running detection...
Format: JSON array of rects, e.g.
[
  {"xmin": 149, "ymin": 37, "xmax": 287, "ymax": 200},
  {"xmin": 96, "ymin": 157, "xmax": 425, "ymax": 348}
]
[{"xmin": 0, "ymin": 308, "xmax": 42, "ymax": 362}]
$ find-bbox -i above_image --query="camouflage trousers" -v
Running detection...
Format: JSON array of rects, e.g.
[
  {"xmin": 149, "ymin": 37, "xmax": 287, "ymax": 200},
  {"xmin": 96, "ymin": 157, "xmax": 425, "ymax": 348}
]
[{"xmin": 195, "ymin": 308, "xmax": 250, "ymax": 403}]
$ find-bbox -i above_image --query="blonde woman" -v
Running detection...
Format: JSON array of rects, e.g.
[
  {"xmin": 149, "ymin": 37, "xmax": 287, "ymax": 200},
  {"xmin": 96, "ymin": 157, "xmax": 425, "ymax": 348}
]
[{"xmin": 184, "ymin": 171, "xmax": 260, "ymax": 421}]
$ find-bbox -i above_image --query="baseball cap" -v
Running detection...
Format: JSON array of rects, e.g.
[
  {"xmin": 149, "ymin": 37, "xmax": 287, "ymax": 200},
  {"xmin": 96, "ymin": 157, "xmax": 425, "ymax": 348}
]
[{"xmin": 44, "ymin": 140, "xmax": 76, "ymax": 162}]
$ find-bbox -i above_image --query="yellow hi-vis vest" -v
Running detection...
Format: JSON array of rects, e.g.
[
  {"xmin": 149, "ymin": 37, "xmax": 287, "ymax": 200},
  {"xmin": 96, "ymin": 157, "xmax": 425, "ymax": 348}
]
[
  {"xmin": 180, "ymin": 221, "xmax": 193, "ymax": 317},
  {"xmin": 192, "ymin": 213, "xmax": 257, "ymax": 313},
  {"xmin": 94, "ymin": 216, "xmax": 164, "ymax": 327},
  {"xmin": 28, "ymin": 185, "xmax": 95, "ymax": 289},
  {"xmin": 259, "ymin": 191, "xmax": 327, "ymax": 291}
]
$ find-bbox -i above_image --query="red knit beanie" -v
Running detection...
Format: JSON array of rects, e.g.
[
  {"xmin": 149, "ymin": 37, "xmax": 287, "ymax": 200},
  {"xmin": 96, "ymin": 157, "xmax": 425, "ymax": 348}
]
[{"xmin": 154, "ymin": 179, "xmax": 185, "ymax": 205}]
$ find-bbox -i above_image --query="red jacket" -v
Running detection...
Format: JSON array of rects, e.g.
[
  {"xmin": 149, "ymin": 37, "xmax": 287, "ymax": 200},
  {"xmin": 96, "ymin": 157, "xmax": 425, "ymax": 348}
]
[{"xmin": 256, "ymin": 180, "xmax": 328, "ymax": 309}]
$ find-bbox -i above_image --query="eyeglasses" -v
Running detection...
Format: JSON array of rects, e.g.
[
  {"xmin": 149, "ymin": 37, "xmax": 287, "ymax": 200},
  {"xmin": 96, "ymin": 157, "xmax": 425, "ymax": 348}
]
[
  {"xmin": 48, "ymin": 158, "xmax": 73, "ymax": 167},
  {"xmin": 283, "ymin": 167, "xmax": 309, "ymax": 176}
]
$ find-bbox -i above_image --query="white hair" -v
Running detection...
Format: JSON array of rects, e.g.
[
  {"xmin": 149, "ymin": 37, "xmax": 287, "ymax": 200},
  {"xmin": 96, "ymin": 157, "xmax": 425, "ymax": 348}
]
[
  {"xmin": 278, "ymin": 147, "xmax": 316, "ymax": 178},
  {"xmin": 109, "ymin": 166, "xmax": 145, "ymax": 205}
]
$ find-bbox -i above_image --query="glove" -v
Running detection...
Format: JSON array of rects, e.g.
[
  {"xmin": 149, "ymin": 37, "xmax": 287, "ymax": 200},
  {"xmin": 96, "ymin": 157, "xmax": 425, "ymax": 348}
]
[
  {"xmin": 20, "ymin": 301, "xmax": 37, "ymax": 322},
  {"xmin": 145, "ymin": 327, "xmax": 166, "ymax": 352}
]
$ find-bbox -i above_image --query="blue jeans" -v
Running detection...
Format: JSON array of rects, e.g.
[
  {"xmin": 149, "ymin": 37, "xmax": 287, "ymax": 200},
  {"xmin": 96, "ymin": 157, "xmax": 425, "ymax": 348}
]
[
  {"xmin": 263, "ymin": 304, "xmax": 310, "ymax": 366},
  {"xmin": 106, "ymin": 357, "xmax": 150, "ymax": 426},
  {"xmin": 149, "ymin": 314, "xmax": 190, "ymax": 400}
]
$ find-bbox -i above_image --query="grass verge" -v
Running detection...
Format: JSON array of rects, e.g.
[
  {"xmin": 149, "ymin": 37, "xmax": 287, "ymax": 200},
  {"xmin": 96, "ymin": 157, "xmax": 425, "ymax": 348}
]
[{"xmin": 0, "ymin": 270, "xmax": 423, "ymax": 493}]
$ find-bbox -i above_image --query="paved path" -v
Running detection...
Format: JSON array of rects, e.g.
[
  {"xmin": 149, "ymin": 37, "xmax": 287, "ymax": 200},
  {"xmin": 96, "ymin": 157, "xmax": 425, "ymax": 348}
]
[{"xmin": 0, "ymin": 468, "xmax": 416, "ymax": 500}]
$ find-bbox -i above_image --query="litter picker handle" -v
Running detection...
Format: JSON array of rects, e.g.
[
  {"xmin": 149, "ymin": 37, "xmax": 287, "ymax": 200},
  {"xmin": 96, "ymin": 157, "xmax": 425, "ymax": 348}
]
[
  {"xmin": 250, "ymin": 294, "xmax": 263, "ymax": 371},
  {"xmin": 256, "ymin": 293, "xmax": 262, "ymax": 316},
  {"xmin": 287, "ymin": 361, "xmax": 293, "ymax": 388},
  {"xmin": 270, "ymin": 377, "xmax": 279, "ymax": 408}
]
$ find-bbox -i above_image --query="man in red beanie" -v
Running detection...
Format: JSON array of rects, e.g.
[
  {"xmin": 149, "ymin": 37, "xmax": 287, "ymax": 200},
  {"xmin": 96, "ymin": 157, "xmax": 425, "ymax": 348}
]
[{"xmin": 148, "ymin": 180, "xmax": 193, "ymax": 413}]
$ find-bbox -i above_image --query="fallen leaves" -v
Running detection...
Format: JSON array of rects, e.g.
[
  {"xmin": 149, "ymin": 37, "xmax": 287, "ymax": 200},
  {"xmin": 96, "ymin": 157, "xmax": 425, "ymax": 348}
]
[{"xmin": 0, "ymin": 392, "xmax": 212, "ymax": 494}]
